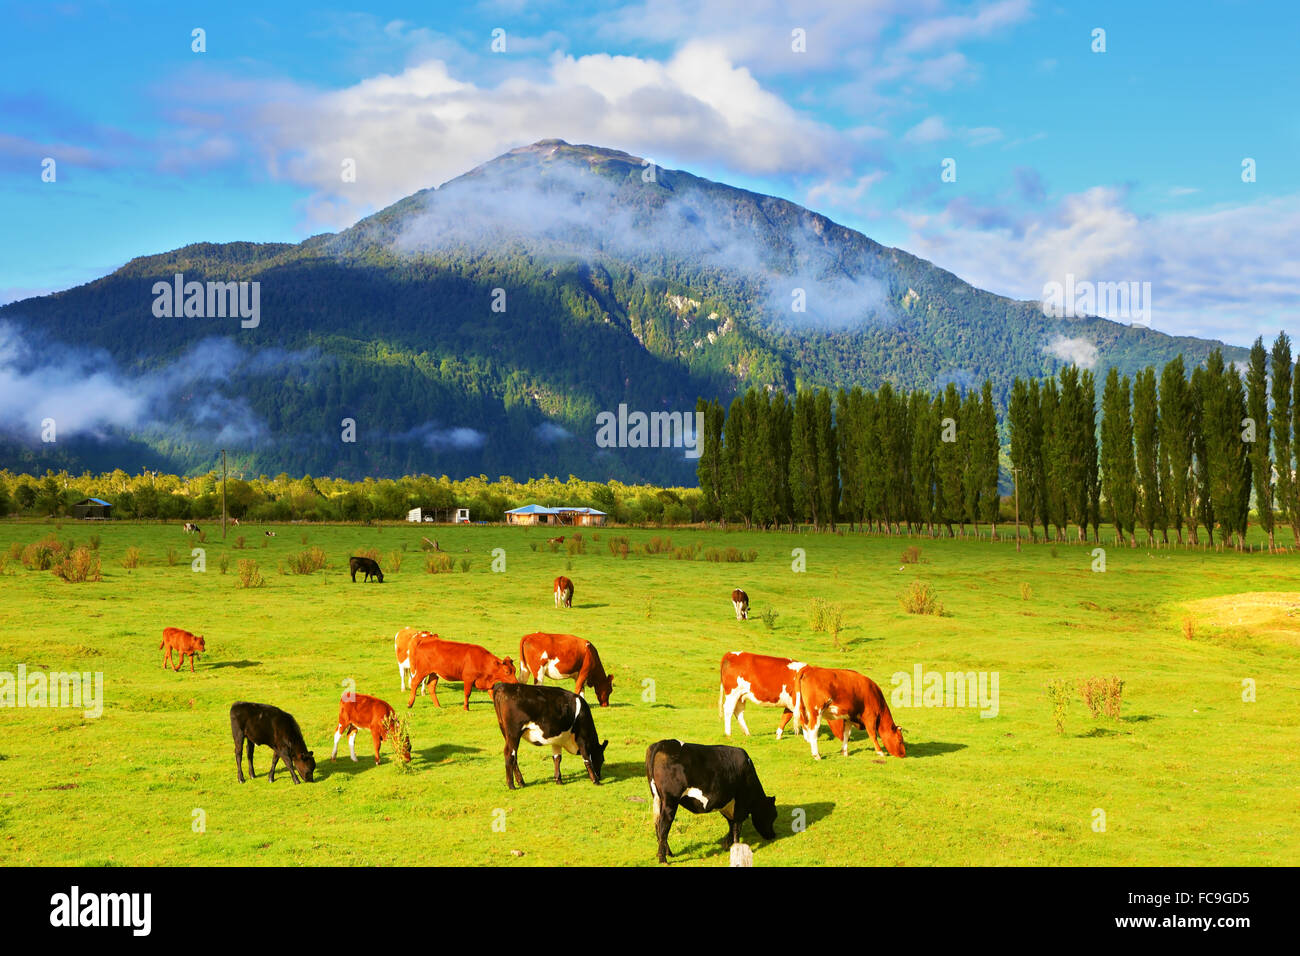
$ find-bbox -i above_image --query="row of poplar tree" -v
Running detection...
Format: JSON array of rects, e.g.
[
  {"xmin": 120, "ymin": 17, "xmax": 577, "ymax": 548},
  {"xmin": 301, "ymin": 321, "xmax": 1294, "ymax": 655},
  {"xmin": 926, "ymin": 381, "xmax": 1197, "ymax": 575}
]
[
  {"xmin": 694, "ymin": 379, "xmax": 1000, "ymax": 535},
  {"xmin": 696, "ymin": 335, "xmax": 1297, "ymax": 549}
]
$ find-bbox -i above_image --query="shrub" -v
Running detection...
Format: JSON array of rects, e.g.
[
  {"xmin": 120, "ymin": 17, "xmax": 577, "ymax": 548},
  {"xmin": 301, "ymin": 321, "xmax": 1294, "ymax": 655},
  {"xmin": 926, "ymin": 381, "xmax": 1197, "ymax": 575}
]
[
  {"xmin": 901, "ymin": 545, "xmax": 921, "ymax": 565},
  {"xmin": 643, "ymin": 535, "xmax": 673, "ymax": 555},
  {"xmin": 22, "ymin": 535, "xmax": 64, "ymax": 570},
  {"xmin": 425, "ymin": 554, "xmax": 453, "ymax": 574},
  {"xmin": 7, "ymin": 542, "xmax": 21, "ymax": 561},
  {"xmin": 386, "ymin": 550, "xmax": 403, "ymax": 573},
  {"xmin": 234, "ymin": 535, "xmax": 246, "ymax": 549},
  {"xmin": 1181, "ymin": 616, "xmax": 1196, "ymax": 641},
  {"xmin": 1046, "ymin": 679, "xmax": 1071, "ymax": 733},
  {"xmin": 1101, "ymin": 676, "xmax": 1124, "ymax": 719},
  {"xmin": 672, "ymin": 543, "xmax": 699, "ymax": 560},
  {"xmin": 53, "ymin": 547, "xmax": 102, "ymax": 583},
  {"xmin": 760, "ymin": 607, "xmax": 778, "ymax": 630},
  {"xmin": 809, "ymin": 598, "xmax": 830, "ymax": 632},
  {"xmin": 236, "ymin": 559, "xmax": 265, "ymax": 589},
  {"xmin": 87, "ymin": 534, "xmax": 101, "ymax": 551},
  {"xmin": 900, "ymin": 581, "xmax": 945, "ymax": 616},
  {"xmin": 287, "ymin": 547, "xmax": 328, "ymax": 575},
  {"xmin": 460, "ymin": 558, "xmax": 472, "ymax": 573},
  {"xmin": 826, "ymin": 603, "xmax": 844, "ymax": 648},
  {"xmin": 218, "ymin": 554, "xmax": 230, "ymax": 574},
  {"xmin": 121, "ymin": 546, "xmax": 142, "ymax": 569},
  {"xmin": 1020, "ymin": 582, "xmax": 1033, "ymax": 601},
  {"xmin": 566, "ymin": 537, "xmax": 587, "ymax": 555},
  {"xmin": 1079, "ymin": 676, "xmax": 1106, "ymax": 718}
]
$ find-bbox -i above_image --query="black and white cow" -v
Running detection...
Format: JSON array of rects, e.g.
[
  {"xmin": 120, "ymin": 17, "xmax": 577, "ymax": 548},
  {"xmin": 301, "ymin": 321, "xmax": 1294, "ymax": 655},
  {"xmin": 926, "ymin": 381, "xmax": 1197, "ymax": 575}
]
[
  {"xmin": 644, "ymin": 740, "xmax": 777, "ymax": 864},
  {"xmin": 491, "ymin": 683, "xmax": 608, "ymax": 789},
  {"xmin": 183, "ymin": 522, "xmax": 200, "ymax": 533}
]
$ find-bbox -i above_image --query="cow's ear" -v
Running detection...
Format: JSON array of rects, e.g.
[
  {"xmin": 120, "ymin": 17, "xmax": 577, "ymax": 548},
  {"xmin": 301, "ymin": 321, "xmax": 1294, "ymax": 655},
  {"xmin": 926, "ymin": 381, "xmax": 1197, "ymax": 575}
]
[{"xmin": 606, "ymin": 674, "xmax": 614, "ymax": 685}]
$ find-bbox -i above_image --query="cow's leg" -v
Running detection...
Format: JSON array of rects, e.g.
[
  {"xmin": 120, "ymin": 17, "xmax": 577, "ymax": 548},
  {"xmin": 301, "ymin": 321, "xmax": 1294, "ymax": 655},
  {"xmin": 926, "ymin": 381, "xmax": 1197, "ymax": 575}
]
[
  {"xmin": 370, "ymin": 727, "xmax": 383, "ymax": 764},
  {"xmin": 268, "ymin": 752, "xmax": 279, "ymax": 782},
  {"xmin": 868, "ymin": 716, "xmax": 885, "ymax": 756},
  {"xmin": 427, "ymin": 676, "xmax": 441, "ymax": 708},
  {"xmin": 655, "ymin": 796, "xmax": 679, "ymax": 864},
  {"xmin": 234, "ymin": 731, "xmax": 246, "ymax": 783},
  {"xmin": 735, "ymin": 698, "xmax": 751, "ymax": 736},
  {"xmin": 246, "ymin": 740, "xmax": 255, "ymax": 777},
  {"xmin": 284, "ymin": 752, "xmax": 302, "ymax": 785},
  {"xmin": 162, "ymin": 646, "xmax": 171, "ymax": 669},
  {"xmin": 398, "ymin": 661, "xmax": 407, "ymax": 691},
  {"xmin": 462, "ymin": 679, "xmax": 473, "ymax": 711},
  {"xmin": 331, "ymin": 724, "xmax": 343, "ymax": 760},
  {"xmin": 803, "ymin": 711, "xmax": 823, "ymax": 759},
  {"xmin": 349, "ymin": 731, "xmax": 359, "ymax": 762},
  {"xmin": 504, "ymin": 733, "xmax": 523, "ymax": 789},
  {"xmin": 552, "ymin": 746, "xmax": 563, "ymax": 784},
  {"xmin": 188, "ymin": 651, "xmax": 196, "ymax": 673},
  {"xmin": 830, "ymin": 718, "xmax": 850, "ymax": 756},
  {"xmin": 776, "ymin": 708, "xmax": 794, "ymax": 739}
]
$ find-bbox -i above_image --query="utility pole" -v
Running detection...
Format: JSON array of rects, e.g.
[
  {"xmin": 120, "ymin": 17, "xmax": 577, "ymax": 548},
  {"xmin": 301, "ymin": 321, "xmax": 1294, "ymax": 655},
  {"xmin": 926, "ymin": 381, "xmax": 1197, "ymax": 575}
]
[
  {"xmin": 222, "ymin": 449, "xmax": 228, "ymax": 540},
  {"xmin": 1012, "ymin": 466, "xmax": 1021, "ymax": 553}
]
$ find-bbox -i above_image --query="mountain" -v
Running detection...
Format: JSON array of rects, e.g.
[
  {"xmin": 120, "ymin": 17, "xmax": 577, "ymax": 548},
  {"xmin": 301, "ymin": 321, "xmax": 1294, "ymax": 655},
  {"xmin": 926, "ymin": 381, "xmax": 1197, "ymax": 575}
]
[{"xmin": 0, "ymin": 139, "xmax": 1245, "ymax": 483}]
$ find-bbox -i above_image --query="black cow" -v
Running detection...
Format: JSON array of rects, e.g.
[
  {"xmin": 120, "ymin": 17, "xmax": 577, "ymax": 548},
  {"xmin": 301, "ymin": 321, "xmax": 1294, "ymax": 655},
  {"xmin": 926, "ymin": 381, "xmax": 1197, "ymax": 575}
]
[
  {"xmin": 644, "ymin": 740, "xmax": 777, "ymax": 864},
  {"xmin": 491, "ymin": 683, "xmax": 608, "ymax": 789},
  {"xmin": 230, "ymin": 701, "xmax": 316, "ymax": 784},
  {"xmin": 349, "ymin": 556, "xmax": 384, "ymax": 583}
]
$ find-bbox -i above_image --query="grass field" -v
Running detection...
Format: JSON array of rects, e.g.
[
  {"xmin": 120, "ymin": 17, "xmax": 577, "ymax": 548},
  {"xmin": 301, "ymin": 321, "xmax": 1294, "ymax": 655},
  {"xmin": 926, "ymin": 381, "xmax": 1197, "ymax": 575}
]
[{"xmin": 1, "ymin": 518, "xmax": 1297, "ymax": 866}]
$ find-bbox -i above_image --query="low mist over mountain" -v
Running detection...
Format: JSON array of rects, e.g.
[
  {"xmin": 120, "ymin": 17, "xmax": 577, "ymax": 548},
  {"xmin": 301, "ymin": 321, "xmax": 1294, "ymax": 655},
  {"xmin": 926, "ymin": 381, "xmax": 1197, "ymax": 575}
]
[{"xmin": 0, "ymin": 140, "xmax": 1242, "ymax": 483}]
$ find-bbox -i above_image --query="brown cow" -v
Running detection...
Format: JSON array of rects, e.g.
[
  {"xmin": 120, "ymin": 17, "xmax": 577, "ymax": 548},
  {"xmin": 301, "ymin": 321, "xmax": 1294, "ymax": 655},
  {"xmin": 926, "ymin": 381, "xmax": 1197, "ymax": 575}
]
[
  {"xmin": 518, "ymin": 632, "xmax": 614, "ymax": 706},
  {"xmin": 796, "ymin": 666, "xmax": 906, "ymax": 759},
  {"xmin": 553, "ymin": 575, "xmax": 574, "ymax": 608},
  {"xmin": 547, "ymin": 535, "xmax": 565, "ymax": 545},
  {"xmin": 333, "ymin": 693, "xmax": 411, "ymax": 765},
  {"xmin": 718, "ymin": 651, "xmax": 806, "ymax": 738},
  {"xmin": 406, "ymin": 637, "xmax": 518, "ymax": 710},
  {"xmin": 160, "ymin": 626, "xmax": 205, "ymax": 672},
  {"xmin": 393, "ymin": 626, "xmax": 437, "ymax": 694},
  {"xmin": 731, "ymin": 588, "xmax": 749, "ymax": 621}
]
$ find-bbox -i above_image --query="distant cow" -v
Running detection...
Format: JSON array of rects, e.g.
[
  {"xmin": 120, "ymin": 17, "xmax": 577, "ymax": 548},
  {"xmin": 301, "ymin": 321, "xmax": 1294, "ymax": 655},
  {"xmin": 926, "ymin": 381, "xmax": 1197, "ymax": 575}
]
[
  {"xmin": 492, "ymin": 682, "xmax": 608, "ymax": 789},
  {"xmin": 350, "ymin": 556, "xmax": 384, "ymax": 583},
  {"xmin": 264, "ymin": 530, "xmax": 275, "ymax": 537},
  {"xmin": 547, "ymin": 535, "xmax": 565, "ymax": 545},
  {"xmin": 796, "ymin": 666, "xmax": 906, "ymax": 759},
  {"xmin": 553, "ymin": 576, "xmax": 574, "ymax": 608},
  {"xmin": 183, "ymin": 522, "xmax": 200, "ymax": 534},
  {"xmin": 332, "ymin": 693, "xmax": 410, "ymax": 765},
  {"xmin": 160, "ymin": 626, "xmax": 205, "ymax": 672},
  {"xmin": 518, "ymin": 632, "xmax": 614, "ymax": 706},
  {"xmin": 719, "ymin": 651, "xmax": 806, "ymax": 738},
  {"xmin": 393, "ymin": 626, "xmax": 437, "ymax": 693},
  {"xmin": 406, "ymin": 637, "xmax": 517, "ymax": 710},
  {"xmin": 645, "ymin": 740, "xmax": 777, "ymax": 865},
  {"xmin": 731, "ymin": 588, "xmax": 749, "ymax": 621},
  {"xmin": 229, "ymin": 701, "xmax": 315, "ymax": 784}
]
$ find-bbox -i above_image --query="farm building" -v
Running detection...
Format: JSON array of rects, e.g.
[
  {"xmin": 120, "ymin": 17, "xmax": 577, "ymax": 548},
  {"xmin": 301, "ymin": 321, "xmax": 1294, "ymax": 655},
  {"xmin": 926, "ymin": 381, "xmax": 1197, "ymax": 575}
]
[
  {"xmin": 407, "ymin": 507, "xmax": 470, "ymax": 523},
  {"xmin": 504, "ymin": 504, "xmax": 607, "ymax": 527},
  {"xmin": 71, "ymin": 497, "xmax": 113, "ymax": 520}
]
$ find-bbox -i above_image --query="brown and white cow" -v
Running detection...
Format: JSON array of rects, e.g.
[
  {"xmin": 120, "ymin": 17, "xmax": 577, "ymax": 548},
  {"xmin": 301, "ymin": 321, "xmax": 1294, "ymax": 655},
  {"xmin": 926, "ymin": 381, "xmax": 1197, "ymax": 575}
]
[
  {"xmin": 394, "ymin": 626, "xmax": 437, "ymax": 694},
  {"xmin": 518, "ymin": 632, "xmax": 614, "ymax": 706},
  {"xmin": 731, "ymin": 588, "xmax": 749, "ymax": 621},
  {"xmin": 160, "ymin": 626, "xmax": 205, "ymax": 672},
  {"xmin": 553, "ymin": 575, "xmax": 574, "ymax": 608},
  {"xmin": 406, "ymin": 637, "xmax": 518, "ymax": 710},
  {"xmin": 718, "ymin": 651, "xmax": 806, "ymax": 738},
  {"xmin": 796, "ymin": 665, "xmax": 906, "ymax": 759},
  {"xmin": 333, "ymin": 692, "xmax": 411, "ymax": 765}
]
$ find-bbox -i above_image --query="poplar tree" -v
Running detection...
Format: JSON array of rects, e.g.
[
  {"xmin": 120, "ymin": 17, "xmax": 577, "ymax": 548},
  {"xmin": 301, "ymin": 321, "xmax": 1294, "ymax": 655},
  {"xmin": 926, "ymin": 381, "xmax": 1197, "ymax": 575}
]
[
  {"xmin": 1100, "ymin": 367, "xmax": 1137, "ymax": 545},
  {"xmin": 1159, "ymin": 356, "xmax": 1192, "ymax": 544},
  {"xmin": 1132, "ymin": 366, "xmax": 1163, "ymax": 544},
  {"xmin": 1247, "ymin": 338, "xmax": 1274, "ymax": 549},
  {"xmin": 814, "ymin": 389, "xmax": 839, "ymax": 531},
  {"xmin": 1270, "ymin": 333, "xmax": 1298, "ymax": 544}
]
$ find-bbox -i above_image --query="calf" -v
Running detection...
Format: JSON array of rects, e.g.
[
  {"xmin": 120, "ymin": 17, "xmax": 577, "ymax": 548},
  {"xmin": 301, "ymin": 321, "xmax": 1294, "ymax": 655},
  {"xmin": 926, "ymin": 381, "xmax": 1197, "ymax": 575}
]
[
  {"xmin": 332, "ymin": 693, "xmax": 410, "ymax": 765},
  {"xmin": 160, "ymin": 626, "xmax": 205, "ymax": 672},
  {"xmin": 547, "ymin": 535, "xmax": 565, "ymax": 545},
  {"xmin": 553, "ymin": 575, "xmax": 574, "ymax": 608},
  {"xmin": 229, "ymin": 701, "xmax": 315, "ymax": 784},
  {"xmin": 183, "ymin": 522, "xmax": 200, "ymax": 534},
  {"xmin": 406, "ymin": 637, "xmax": 517, "ymax": 710},
  {"xmin": 265, "ymin": 530, "xmax": 275, "ymax": 537},
  {"xmin": 731, "ymin": 588, "xmax": 749, "ymax": 621},
  {"xmin": 518, "ymin": 632, "xmax": 614, "ymax": 706},
  {"xmin": 492, "ymin": 683, "xmax": 607, "ymax": 789},
  {"xmin": 393, "ymin": 626, "xmax": 436, "ymax": 693},
  {"xmin": 796, "ymin": 665, "xmax": 906, "ymax": 759},
  {"xmin": 718, "ymin": 651, "xmax": 806, "ymax": 738},
  {"xmin": 349, "ymin": 555, "xmax": 384, "ymax": 583},
  {"xmin": 645, "ymin": 740, "xmax": 777, "ymax": 865}
]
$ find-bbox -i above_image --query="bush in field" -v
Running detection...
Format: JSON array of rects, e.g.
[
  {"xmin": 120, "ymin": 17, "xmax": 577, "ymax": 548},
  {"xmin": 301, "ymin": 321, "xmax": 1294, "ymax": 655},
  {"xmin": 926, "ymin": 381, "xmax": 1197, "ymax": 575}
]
[
  {"xmin": 218, "ymin": 553, "xmax": 230, "ymax": 574},
  {"xmin": 704, "ymin": 546, "xmax": 756, "ymax": 564},
  {"xmin": 1181, "ymin": 617, "xmax": 1196, "ymax": 640},
  {"xmin": 900, "ymin": 581, "xmax": 945, "ymax": 616},
  {"xmin": 901, "ymin": 545, "xmax": 921, "ymax": 565},
  {"xmin": 1046, "ymin": 679, "xmax": 1072, "ymax": 733},
  {"xmin": 22, "ymin": 536, "xmax": 64, "ymax": 570},
  {"xmin": 7, "ymin": 542, "xmax": 22, "ymax": 561},
  {"xmin": 87, "ymin": 534, "xmax": 101, "ymax": 551},
  {"xmin": 760, "ymin": 607, "xmax": 778, "ymax": 630},
  {"xmin": 566, "ymin": 537, "xmax": 586, "ymax": 555},
  {"xmin": 385, "ymin": 550, "xmax": 403, "ymax": 573},
  {"xmin": 236, "ymin": 559, "xmax": 265, "ymax": 589},
  {"xmin": 672, "ymin": 544, "xmax": 699, "ymax": 560},
  {"xmin": 53, "ymin": 547, "xmax": 102, "ymax": 583},
  {"xmin": 287, "ymin": 547, "xmax": 328, "ymax": 575},
  {"xmin": 121, "ymin": 546, "xmax": 142, "ymax": 569},
  {"xmin": 643, "ymin": 536, "xmax": 673, "ymax": 555},
  {"xmin": 460, "ymin": 558, "xmax": 472, "ymax": 573},
  {"xmin": 1020, "ymin": 582, "xmax": 1033, "ymax": 601},
  {"xmin": 809, "ymin": 597, "xmax": 830, "ymax": 632},
  {"xmin": 1082, "ymin": 676, "xmax": 1126, "ymax": 719},
  {"xmin": 607, "ymin": 536, "xmax": 630, "ymax": 558},
  {"xmin": 234, "ymin": 535, "xmax": 246, "ymax": 549},
  {"xmin": 425, "ymin": 554, "xmax": 453, "ymax": 574}
]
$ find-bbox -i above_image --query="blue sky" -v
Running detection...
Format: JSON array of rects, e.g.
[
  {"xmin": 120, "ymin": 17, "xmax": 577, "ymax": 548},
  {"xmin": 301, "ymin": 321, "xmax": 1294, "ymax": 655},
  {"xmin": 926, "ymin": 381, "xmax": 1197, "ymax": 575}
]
[{"xmin": 2, "ymin": 0, "xmax": 1296, "ymax": 346}]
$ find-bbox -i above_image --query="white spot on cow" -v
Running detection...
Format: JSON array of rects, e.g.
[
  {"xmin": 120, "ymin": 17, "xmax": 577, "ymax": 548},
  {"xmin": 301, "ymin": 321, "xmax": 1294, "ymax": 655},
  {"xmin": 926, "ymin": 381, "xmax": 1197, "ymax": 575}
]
[
  {"xmin": 788, "ymin": 661, "xmax": 806, "ymax": 671},
  {"xmin": 683, "ymin": 787, "xmax": 709, "ymax": 809}
]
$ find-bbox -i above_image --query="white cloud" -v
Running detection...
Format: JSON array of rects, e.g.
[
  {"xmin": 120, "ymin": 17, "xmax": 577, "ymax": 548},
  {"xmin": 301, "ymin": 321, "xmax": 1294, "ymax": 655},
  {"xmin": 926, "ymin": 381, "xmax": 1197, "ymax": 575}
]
[{"xmin": 1045, "ymin": 335, "xmax": 1098, "ymax": 368}]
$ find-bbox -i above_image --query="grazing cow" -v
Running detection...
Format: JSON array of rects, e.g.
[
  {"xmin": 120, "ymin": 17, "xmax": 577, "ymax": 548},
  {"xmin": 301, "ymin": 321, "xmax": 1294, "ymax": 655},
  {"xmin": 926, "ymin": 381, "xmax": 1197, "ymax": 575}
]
[
  {"xmin": 731, "ymin": 588, "xmax": 749, "ymax": 621},
  {"xmin": 349, "ymin": 555, "xmax": 384, "ymax": 583},
  {"xmin": 796, "ymin": 665, "xmax": 906, "ymax": 759},
  {"xmin": 644, "ymin": 740, "xmax": 777, "ymax": 865},
  {"xmin": 553, "ymin": 575, "xmax": 574, "ymax": 608},
  {"xmin": 183, "ymin": 522, "xmax": 200, "ymax": 534},
  {"xmin": 406, "ymin": 637, "xmax": 517, "ymax": 710},
  {"xmin": 547, "ymin": 535, "xmax": 565, "ymax": 545},
  {"xmin": 231, "ymin": 518, "xmax": 240, "ymax": 526},
  {"xmin": 332, "ymin": 693, "xmax": 410, "ymax": 765},
  {"xmin": 393, "ymin": 626, "xmax": 437, "ymax": 693},
  {"xmin": 264, "ymin": 530, "xmax": 275, "ymax": 537},
  {"xmin": 718, "ymin": 651, "xmax": 806, "ymax": 738},
  {"xmin": 518, "ymin": 632, "xmax": 614, "ymax": 706},
  {"xmin": 229, "ymin": 701, "xmax": 315, "ymax": 784},
  {"xmin": 492, "ymin": 683, "xmax": 608, "ymax": 789},
  {"xmin": 160, "ymin": 626, "xmax": 205, "ymax": 672}
]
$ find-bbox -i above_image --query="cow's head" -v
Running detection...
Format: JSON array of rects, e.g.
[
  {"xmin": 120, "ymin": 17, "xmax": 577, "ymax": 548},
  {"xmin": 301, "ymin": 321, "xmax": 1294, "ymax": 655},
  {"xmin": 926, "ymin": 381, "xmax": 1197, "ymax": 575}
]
[
  {"xmin": 584, "ymin": 739, "xmax": 609, "ymax": 782},
  {"xmin": 195, "ymin": 634, "xmax": 206, "ymax": 652},
  {"xmin": 593, "ymin": 673, "xmax": 614, "ymax": 707},
  {"xmin": 295, "ymin": 750, "xmax": 316, "ymax": 782},
  {"xmin": 752, "ymin": 795, "xmax": 778, "ymax": 840},
  {"xmin": 494, "ymin": 657, "xmax": 519, "ymax": 684},
  {"xmin": 882, "ymin": 721, "xmax": 906, "ymax": 758},
  {"xmin": 375, "ymin": 569, "xmax": 385, "ymax": 583}
]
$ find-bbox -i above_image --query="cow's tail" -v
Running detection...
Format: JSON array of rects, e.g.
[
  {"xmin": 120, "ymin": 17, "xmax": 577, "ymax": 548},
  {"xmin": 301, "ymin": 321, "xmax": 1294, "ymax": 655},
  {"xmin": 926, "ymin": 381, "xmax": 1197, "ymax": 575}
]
[
  {"xmin": 717, "ymin": 681, "xmax": 725, "ymax": 718},
  {"xmin": 518, "ymin": 635, "xmax": 529, "ymax": 678},
  {"xmin": 794, "ymin": 670, "xmax": 811, "ymax": 733}
]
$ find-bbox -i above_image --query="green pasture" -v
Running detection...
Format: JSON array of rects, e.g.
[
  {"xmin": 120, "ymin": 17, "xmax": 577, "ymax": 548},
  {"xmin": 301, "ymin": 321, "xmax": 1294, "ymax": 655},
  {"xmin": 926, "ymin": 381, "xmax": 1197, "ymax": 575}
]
[{"xmin": 0, "ymin": 519, "xmax": 1296, "ymax": 866}]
